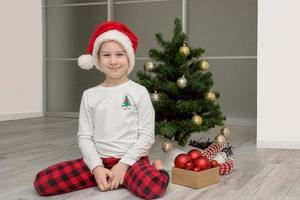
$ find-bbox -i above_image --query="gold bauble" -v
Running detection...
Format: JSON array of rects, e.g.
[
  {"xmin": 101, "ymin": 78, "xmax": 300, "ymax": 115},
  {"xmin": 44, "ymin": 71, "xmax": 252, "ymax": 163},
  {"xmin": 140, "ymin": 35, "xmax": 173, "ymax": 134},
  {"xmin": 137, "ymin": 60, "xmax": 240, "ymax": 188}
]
[
  {"xmin": 199, "ymin": 59, "xmax": 210, "ymax": 70},
  {"xmin": 150, "ymin": 90, "xmax": 160, "ymax": 102},
  {"xmin": 144, "ymin": 59, "xmax": 155, "ymax": 72},
  {"xmin": 205, "ymin": 91, "xmax": 216, "ymax": 101},
  {"xmin": 192, "ymin": 113, "xmax": 203, "ymax": 126},
  {"xmin": 177, "ymin": 75, "xmax": 187, "ymax": 89},
  {"xmin": 220, "ymin": 127, "xmax": 230, "ymax": 137},
  {"xmin": 215, "ymin": 134, "xmax": 226, "ymax": 145},
  {"xmin": 162, "ymin": 140, "xmax": 173, "ymax": 152},
  {"xmin": 179, "ymin": 42, "xmax": 190, "ymax": 57}
]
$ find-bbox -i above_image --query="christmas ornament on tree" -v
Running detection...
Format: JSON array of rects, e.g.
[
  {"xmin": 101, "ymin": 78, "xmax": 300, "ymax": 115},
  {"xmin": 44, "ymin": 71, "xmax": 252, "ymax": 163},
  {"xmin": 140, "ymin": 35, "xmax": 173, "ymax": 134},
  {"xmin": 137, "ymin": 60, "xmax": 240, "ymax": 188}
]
[
  {"xmin": 179, "ymin": 41, "xmax": 190, "ymax": 57},
  {"xmin": 150, "ymin": 90, "xmax": 160, "ymax": 102},
  {"xmin": 220, "ymin": 127, "xmax": 230, "ymax": 137},
  {"xmin": 205, "ymin": 91, "xmax": 216, "ymax": 101},
  {"xmin": 162, "ymin": 140, "xmax": 173, "ymax": 152},
  {"xmin": 199, "ymin": 58, "xmax": 210, "ymax": 71},
  {"xmin": 176, "ymin": 75, "xmax": 188, "ymax": 89},
  {"xmin": 192, "ymin": 113, "xmax": 203, "ymax": 126},
  {"xmin": 144, "ymin": 59, "xmax": 155, "ymax": 72},
  {"xmin": 215, "ymin": 134, "xmax": 226, "ymax": 145}
]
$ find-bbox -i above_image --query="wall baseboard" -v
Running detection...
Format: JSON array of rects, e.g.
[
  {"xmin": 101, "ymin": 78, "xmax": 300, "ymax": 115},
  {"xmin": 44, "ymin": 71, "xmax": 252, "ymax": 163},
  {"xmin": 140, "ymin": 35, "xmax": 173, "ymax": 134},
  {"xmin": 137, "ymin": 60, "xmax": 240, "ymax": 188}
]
[
  {"xmin": 226, "ymin": 117, "xmax": 257, "ymax": 126},
  {"xmin": 257, "ymin": 140, "xmax": 300, "ymax": 149},
  {"xmin": 0, "ymin": 112, "xmax": 257, "ymax": 128},
  {"xmin": 0, "ymin": 112, "xmax": 44, "ymax": 122},
  {"xmin": 45, "ymin": 112, "xmax": 78, "ymax": 118},
  {"xmin": 47, "ymin": 113, "xmax": 257, "ymax": 127}
]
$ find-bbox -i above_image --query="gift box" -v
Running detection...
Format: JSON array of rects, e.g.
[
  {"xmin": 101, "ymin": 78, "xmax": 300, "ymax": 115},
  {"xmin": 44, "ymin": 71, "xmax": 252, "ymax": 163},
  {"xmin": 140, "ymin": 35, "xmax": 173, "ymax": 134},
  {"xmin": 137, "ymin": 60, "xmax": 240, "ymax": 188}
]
[{"xmin": 172, "ymin": 166, "xmax": 219, "ymax": 188}]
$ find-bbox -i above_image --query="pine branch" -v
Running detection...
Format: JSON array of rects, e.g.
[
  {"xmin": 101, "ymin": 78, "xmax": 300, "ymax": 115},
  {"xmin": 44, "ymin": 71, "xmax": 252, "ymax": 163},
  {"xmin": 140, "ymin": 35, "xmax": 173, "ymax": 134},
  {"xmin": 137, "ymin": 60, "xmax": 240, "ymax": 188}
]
[
  {"xmin": 154, "ymin": 32, "xmax": 169, "ymax": 49},
  {"xmin": 189, "ymin": 138, "xmax": 214, "ymax": 150}
]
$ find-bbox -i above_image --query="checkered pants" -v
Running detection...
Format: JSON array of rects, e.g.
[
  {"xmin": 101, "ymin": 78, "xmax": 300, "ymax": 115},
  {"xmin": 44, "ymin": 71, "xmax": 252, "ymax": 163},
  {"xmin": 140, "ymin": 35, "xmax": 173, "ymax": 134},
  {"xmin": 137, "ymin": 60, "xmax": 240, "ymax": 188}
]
[{"xmin": 33, "ymin": 156, "xmax": 169, "ymax": 200}]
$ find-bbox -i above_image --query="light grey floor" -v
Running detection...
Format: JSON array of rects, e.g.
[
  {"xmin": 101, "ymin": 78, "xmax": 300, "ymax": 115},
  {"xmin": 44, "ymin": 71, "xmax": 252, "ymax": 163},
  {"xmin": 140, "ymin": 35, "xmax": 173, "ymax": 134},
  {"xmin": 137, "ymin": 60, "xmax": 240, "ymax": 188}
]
[{"xmin": 0, "ymin": 117, "xmax": 299, "ymax": 200}]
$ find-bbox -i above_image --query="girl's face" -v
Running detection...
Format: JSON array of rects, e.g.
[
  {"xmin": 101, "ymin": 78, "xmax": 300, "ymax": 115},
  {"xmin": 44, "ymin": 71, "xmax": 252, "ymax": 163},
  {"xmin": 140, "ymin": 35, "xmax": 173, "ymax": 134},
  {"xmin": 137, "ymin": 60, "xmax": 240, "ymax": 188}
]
[{"xmin": 98, "ymin": 40, "xmax": 129, "ymax": 80}]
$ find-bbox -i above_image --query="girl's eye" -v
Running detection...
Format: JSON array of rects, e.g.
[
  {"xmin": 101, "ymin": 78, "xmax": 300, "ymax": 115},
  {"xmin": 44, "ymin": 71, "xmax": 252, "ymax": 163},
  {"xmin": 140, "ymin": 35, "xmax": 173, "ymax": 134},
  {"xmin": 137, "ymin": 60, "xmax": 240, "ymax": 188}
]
[
  {"xmin": 117, "ymin": 53, "xmax": 125, "ymax": 56},
  {"xmin": 103, "ymin": 54, "xmax": 110, "ymax": 57}
]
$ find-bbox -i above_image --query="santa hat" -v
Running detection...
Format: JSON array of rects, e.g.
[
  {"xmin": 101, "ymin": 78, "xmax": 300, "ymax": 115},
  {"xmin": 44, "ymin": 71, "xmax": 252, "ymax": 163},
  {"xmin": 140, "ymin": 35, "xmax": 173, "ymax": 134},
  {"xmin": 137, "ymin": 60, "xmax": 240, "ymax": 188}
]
[{"xmin": 78, "ymin": 21, "xmax": 138, "ymax": 75}]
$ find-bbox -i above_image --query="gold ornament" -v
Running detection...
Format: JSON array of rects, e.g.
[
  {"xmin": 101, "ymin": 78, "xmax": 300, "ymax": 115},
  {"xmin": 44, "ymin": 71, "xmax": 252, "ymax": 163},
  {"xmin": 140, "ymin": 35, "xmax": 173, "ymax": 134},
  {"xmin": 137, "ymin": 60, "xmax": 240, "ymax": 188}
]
[
  {"xmin": 220, "ymin": 127, "xmax": 230, "ymax": 137},
  {"xmin": 205, "ymin": 91, "xmax": 216, "ymax": 101},
  {"xmin": 162, "ymin": 140, "xmax": 173, "ymax": 152},
  {"xmin": 215, "ymin": 134, "xmax": 226, "ymax": 145},
  {"xmin": 179, "ymin": 42, "xmax": 190, "ymax": 57},
  {"xmin": 150, "ymin": 90, "xmax": 160, "ymax": 102},
  {"xmin": 199, "ymin": 59, "xmax": 209, "ymax": 70},
  {"xmin": 177, "ymin": 75, "xmax": 187, "ymax": 89},
  {"xmin": 144, "ymin": 59, "xmax": 155, "ymax": 72},
  {"xmin": 192, "ymin": 113, "xmax": 203, "ymax": 126}
]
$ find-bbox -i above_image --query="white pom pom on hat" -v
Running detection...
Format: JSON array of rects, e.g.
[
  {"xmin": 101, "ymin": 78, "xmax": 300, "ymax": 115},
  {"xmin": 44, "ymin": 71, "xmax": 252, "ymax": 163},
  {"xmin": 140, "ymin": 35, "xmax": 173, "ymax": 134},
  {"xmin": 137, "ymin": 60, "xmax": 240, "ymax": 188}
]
[
  {"xmin": 78, "ymin": 54, "xmax": 94, "ymax": 70},
  {"xmin": 77, "ymin": 21, "xmax": 138, "ymax": 75}
]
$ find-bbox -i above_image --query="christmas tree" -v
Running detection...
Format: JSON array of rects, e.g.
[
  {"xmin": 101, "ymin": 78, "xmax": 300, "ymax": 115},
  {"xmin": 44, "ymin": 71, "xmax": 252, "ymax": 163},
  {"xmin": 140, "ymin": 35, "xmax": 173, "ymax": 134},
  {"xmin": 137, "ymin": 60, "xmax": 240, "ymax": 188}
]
[
  {"xmin": 122, "ymin": 96, "xmax": 131, "ymax": 108},
  {"xmin": 136, "ymin": 18, "xmax": 226, "ymax": 146}
]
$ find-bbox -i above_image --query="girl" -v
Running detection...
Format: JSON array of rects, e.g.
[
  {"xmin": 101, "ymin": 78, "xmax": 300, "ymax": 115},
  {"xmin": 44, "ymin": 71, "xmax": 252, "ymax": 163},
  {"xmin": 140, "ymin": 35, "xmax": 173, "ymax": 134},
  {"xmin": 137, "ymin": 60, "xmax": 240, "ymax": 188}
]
[{"xmin": 33, "ymin": 21, "xmax": 169, "ymax": 200}]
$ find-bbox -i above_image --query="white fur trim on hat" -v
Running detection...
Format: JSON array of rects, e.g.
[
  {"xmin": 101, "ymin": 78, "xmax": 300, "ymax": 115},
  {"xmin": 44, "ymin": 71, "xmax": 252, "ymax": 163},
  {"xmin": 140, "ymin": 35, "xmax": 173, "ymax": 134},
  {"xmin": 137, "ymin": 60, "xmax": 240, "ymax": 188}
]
[
  {"xmin": 92, "ymin": 30, "xmax": 135, "ymax": 75},
  {"xmin": 78, "ymin": 54, "xmax": 94, "ymax": 70}
]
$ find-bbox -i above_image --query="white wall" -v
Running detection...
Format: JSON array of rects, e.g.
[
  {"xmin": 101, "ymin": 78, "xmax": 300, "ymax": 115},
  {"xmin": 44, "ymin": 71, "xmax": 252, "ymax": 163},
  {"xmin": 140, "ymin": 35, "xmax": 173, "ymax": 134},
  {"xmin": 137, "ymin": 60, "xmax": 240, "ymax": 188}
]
[
  {"xmin": 257, "ymin": 0, "xmax": 300, "ymax": 149},
  {"xmin": 0, "ymin": 0, "xmax": 43, "ymax": 121}
]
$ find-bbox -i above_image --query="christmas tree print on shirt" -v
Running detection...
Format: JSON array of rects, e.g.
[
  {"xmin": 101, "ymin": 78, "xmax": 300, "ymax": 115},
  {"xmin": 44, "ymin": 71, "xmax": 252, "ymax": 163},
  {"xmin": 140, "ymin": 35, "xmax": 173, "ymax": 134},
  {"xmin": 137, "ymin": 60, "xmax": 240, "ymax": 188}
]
[{"xmin": 122, "ymin": 95, "xmax": 132, "ymax": 109}]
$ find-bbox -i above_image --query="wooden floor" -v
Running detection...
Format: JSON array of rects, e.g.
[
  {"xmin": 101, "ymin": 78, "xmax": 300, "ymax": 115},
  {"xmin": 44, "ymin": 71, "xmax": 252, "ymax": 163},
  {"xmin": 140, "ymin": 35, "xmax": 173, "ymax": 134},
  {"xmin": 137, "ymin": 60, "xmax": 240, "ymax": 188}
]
[{"xmin": 0, "ymin": 117, "xmax": 299, "ymax": 200}]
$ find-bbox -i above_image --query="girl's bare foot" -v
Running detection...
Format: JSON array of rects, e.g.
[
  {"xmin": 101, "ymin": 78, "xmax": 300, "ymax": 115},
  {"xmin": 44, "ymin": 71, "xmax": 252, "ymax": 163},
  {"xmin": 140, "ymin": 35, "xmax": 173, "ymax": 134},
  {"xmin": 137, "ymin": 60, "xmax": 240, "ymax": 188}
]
[{"xmin": 152, "ymin": 159, "xmax": 164, "ymax": 170}]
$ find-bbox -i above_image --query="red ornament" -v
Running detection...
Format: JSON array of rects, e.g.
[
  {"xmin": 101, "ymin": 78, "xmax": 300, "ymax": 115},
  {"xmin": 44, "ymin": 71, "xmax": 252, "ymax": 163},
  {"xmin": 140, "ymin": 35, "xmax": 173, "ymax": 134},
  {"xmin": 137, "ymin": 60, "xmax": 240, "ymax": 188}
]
[
  {"xmin": 210, "ymin": 160, "xmax": 219, "ymax": 168},
  {"xmin": 194, "ymin": 156, "xmax": 210, "ymax": 170},
  {"xmin": 187, "ymin": 149, "xmax": 202, "ymax": 161},
  {"xmin": 192, "ymin": 166, "xmax": 201, "ymax": 172},
  {"xmin": 174, "ymin": 154, "xmax": 191, "ymax": 169},
  {"xmin": 184, "ymin": 161, "xmax": 194, "ymax": 170}
]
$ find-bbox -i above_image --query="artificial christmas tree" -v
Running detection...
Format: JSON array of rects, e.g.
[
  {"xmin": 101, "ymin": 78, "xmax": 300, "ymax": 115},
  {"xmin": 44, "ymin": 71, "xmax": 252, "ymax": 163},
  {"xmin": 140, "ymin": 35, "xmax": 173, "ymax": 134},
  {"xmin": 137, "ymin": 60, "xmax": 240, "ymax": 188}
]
[{"xmin": 137, "ymin": 18, "xmax": 226, "ymax": 146}]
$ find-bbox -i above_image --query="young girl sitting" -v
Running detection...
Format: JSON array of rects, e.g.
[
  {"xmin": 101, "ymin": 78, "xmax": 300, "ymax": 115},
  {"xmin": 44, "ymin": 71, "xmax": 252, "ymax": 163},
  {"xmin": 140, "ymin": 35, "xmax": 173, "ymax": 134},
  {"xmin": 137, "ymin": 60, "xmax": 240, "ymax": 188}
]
[{"xmin": 33, "ymin": 21, "xmax": 169, "ymax": 200}]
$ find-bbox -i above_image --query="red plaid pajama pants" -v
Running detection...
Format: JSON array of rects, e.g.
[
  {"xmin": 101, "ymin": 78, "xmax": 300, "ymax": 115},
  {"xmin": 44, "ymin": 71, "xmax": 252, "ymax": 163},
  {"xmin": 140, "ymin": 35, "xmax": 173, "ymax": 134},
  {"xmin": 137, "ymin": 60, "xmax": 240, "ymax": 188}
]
[{"xmin": 33, "ymin": 156, "xmax": 169, "ymax": 200}]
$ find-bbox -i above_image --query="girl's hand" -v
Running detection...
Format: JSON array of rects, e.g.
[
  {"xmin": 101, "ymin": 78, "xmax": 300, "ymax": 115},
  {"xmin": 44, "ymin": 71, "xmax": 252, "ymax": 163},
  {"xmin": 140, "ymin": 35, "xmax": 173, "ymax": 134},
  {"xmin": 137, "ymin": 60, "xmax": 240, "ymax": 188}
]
[
  {"xmin": 108, "ymin": 162, "xmax": 129, "ymax": 190},
  {"xmin": 92, "ymin": 166, "xmax": 114, "ymax": 191}
]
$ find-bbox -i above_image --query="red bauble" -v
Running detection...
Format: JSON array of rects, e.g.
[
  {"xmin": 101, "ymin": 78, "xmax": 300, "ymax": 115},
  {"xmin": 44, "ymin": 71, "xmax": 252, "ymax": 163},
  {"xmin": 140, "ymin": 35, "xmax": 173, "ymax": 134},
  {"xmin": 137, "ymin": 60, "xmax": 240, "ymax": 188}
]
[
  {"xmin": 184, "ymin": 161, "xmax": 194, "ymax": 170},
  {"xmin": 194, "ymin": 156, "xmax": 210, "ymax": 170},
  {"xmin": 210, "ymin": 160, "xmax": 219, "ymax": 168},
  {"xmin": 187, "ymin": 149, "xmax": 202, "ymax": 161},
  {"xmin": 174, "ymin": 154, "xmax": 191, "ymax": 169},
  {"xmin": 192, "ymin": 166, "xmax": 201, "ymax": 172}
]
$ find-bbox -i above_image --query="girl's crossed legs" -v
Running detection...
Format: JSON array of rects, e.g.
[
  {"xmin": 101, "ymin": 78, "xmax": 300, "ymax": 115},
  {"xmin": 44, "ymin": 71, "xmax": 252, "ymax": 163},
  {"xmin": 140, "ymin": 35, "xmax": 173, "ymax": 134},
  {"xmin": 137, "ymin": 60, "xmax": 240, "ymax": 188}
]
[{"xmin": 34, "ymin": 156, "xmax": 169, "ymax": 200}]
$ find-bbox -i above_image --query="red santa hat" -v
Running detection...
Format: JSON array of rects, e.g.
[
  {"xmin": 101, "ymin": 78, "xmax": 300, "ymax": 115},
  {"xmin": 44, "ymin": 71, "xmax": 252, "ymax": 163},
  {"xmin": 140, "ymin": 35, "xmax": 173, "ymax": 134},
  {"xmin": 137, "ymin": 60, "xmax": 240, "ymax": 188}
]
[{"xmin": 78, "ymin": 21, "xmax": 138, "ymax": 75}]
